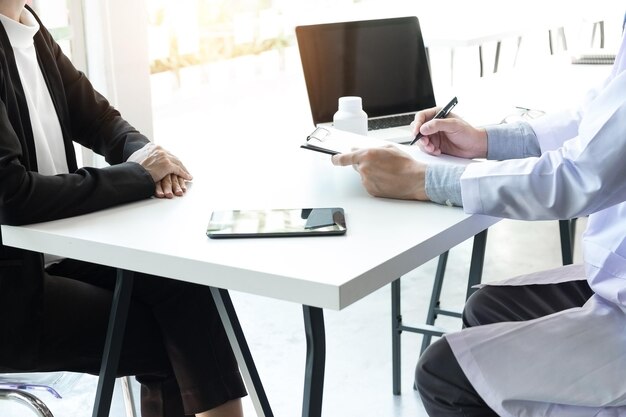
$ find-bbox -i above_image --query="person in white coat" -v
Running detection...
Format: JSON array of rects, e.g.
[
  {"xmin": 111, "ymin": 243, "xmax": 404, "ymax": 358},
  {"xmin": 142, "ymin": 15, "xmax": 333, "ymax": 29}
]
[{"xmin": 331, "ymin": 22, "xmax": 626, "ymax": 417}]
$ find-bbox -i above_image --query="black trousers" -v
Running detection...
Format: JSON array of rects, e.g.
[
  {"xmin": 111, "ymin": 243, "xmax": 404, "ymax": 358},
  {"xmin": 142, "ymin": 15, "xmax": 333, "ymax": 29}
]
[
  {"xmin": 3, "ymin": 259, "xmax": 247, "ymax": 417},
  {"xmin": 415, "ymin": 276, "xmax": 594, "ymax": 417}
]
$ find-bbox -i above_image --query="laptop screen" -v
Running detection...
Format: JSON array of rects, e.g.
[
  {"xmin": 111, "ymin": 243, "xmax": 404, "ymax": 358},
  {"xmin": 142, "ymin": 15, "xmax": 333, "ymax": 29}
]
[{"xmin": 296, "ymin": 16, "xmax": 436, "ymax": 125}]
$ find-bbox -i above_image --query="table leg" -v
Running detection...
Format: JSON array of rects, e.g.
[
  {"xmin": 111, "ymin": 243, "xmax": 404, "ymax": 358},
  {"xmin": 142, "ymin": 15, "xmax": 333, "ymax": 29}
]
[
  {"xmin": 420, "ymin": 251, "xmax": 449, "ymax": 356},
  {"xmin": 210, "ymin": 287, "xmax": 274, "ymax": 417},
  {"xmin": 302, "ymin": 306, "xmax": 325, "ymax": 417},
  {"xmin": 391, "ymin": 278, "xmax": 401, "ymax": 395},
  {"xmin": 466, "ymin": 229, "xmax": 488, "ymax": 300},
  {"xmin": 559, "ymin": 219, "xmax": 577, "ymax": 265},
  {"xmin": 92, "ymin": 269, "xmax": 134, "ymax": 417}
]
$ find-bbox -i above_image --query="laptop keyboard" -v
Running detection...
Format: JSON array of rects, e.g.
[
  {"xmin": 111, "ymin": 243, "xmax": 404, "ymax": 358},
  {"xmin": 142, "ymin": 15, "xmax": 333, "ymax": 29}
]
[{"xmin": 368, "ymin": 113, "xmax": 416, "ymax": 131}]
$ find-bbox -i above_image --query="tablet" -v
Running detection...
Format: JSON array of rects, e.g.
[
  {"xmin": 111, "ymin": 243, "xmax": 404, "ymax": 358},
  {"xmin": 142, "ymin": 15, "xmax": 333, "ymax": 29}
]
[{"xmin": 206, "ymin": 208, "xmax": 346, "ymax": 238}]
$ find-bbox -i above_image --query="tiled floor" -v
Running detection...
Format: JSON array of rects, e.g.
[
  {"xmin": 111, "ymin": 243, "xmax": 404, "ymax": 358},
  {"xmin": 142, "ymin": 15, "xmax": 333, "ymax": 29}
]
[{"xmin": 0, "ymin": 18, "xmax": 614, "ymax": 417}]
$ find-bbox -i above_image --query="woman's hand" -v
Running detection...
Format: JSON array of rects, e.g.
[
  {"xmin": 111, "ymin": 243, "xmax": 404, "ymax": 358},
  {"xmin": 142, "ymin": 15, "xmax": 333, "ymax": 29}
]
[
  {"xmin": 128, "ymin": 143, "xmax": 193, "ymax": 198},
  {"xmin": 155, "ymin": 174, "xmax": 188, "ymax": 199}
]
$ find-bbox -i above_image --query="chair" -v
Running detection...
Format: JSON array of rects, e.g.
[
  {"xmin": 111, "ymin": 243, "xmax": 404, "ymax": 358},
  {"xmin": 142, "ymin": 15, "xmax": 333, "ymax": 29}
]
[
  {"xmin": 0, "ymin": 372, "xmax": 137, "ymax": 417},
  {"xmin": 391, "ymin": 218, "xmax": 577, "ymax": 394}
]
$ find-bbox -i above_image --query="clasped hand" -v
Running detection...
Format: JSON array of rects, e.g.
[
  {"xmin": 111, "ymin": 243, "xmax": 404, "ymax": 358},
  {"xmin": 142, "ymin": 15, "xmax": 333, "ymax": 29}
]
[{"xmin": 128, "ymin": 143, "xmax": 193, "ymax": 199}]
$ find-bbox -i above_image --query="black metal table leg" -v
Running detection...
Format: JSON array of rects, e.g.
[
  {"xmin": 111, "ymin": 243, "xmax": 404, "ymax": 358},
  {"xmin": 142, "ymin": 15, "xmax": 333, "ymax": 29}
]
[
  {"xmin": 210, "ymin": 287, "xmax": 273, "ymax": 417},
  {"xmin": 559, "ymin": 219, "xmax": 576, "ymax": 266},
  {"xmin": 391, "ymin": 278, "xmax": 402, "ymax": 395},
  {"xmin": 466, "ymin": 229, "xmax": 488, "ymax": 300},
  {"xmin": 420, "ymin": 251, "xmax": 449, "ymax": 356},
  {"xmin": 92, "ymin": 269, "xmax": 134, "ymax": 417},
  {"xmin": 302, "ymin": 306, "xmax": 325, "ymax": 417}
]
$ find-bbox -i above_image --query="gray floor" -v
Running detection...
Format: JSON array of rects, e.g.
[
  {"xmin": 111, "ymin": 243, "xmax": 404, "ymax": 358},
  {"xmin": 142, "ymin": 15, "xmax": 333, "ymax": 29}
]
[{"xmin": 0, "ymin": 20, "xmax": 607, "ymax": 417}]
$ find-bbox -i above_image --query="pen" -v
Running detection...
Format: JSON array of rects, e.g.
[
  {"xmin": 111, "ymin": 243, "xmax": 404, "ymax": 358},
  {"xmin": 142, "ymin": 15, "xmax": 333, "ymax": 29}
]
[{"xmin": 410, "ymin": 96, "xmax": 458, "ymax": 145}]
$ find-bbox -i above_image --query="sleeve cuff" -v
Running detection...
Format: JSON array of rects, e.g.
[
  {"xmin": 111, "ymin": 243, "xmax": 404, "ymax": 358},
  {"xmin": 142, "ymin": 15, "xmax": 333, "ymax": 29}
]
[
  {"xmin": 485, "ymin": 121, "xmax": 541, "ymax": 160},
  {"xmin": 425, "ymin": 164, "xmax": 465, "ymax": 207}
]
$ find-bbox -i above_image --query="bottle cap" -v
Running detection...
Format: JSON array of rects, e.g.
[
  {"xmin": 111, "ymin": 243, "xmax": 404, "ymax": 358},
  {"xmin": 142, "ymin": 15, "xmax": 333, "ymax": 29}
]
[{"xmin": 338, "ymin": 96, "xmax": 363, "ymax": 111}]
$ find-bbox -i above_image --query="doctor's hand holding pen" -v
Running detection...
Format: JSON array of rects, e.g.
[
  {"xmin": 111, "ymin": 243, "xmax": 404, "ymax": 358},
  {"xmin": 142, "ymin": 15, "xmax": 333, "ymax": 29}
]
[{"xmin": 411, "ymin": 102, "xmax": 488, "ymax": 159}]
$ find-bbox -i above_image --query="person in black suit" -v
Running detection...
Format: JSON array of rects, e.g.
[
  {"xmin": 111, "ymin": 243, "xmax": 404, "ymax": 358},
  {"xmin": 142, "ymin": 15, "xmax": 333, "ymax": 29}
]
[{"xmin": 0, "ymin": 1, "xmax": 246, "ymax": 416}]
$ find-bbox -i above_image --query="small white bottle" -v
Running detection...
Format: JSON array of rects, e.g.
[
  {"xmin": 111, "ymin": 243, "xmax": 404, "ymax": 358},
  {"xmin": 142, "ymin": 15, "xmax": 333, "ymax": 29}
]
[{"xmin": 333, "ymin": 96, "xmax": 368, "ymax": 136}]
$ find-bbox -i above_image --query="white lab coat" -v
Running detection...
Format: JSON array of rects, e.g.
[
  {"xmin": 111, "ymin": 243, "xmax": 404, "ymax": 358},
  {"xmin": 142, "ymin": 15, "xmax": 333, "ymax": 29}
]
[{"xmin": 448, "ymin": 30, "xmax": 626, "ymax": 417}]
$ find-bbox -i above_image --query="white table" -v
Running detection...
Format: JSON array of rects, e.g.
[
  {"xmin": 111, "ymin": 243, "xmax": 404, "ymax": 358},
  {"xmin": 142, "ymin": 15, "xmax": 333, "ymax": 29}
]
[{"xmin": 1, "ymin": 138, "xmax": 498, "ymax": 416}]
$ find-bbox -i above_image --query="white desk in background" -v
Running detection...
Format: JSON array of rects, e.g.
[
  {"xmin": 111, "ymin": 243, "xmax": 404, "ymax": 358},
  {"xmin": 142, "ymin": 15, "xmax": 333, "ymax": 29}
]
[{"xmin": 1, "ymin": 137, "xmax": 498, "ymax": 417}]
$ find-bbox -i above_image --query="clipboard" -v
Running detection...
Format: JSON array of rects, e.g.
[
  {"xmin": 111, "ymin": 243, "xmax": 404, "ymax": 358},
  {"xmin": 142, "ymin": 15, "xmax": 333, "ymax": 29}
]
[
  {"xmin": 301, "ymin": 126, "xmax": 391, "ymax": 155},
  {"xmin": 301, "ymin": 126, "xmax": 476, "ymax": 168}
]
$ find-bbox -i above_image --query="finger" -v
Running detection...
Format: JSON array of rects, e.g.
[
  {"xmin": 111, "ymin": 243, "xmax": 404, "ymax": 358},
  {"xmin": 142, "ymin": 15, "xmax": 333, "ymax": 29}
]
[
  {"xmin": 412, "ymin": 107, "xmax": 441, "ymax": 134},
  {"xmin": 161, "ymin": 174, "xmax": 174, "ymax": 199},
  {"xmin": 155, "ymin": 181, "xmax": 165, "ymax": 198},
  {"xmin": 331, "ymin": 151, "xmax": 361, "ymax": 167},
  {"xmin": 171, "ymin": 175, "xmax": 184, "ymax": 196},
  {"xmin": 420, "ymin": 140, "xmax": 441, "ymax": 156},
  {"xmin": 413, "ymin": 107, "xmax": 440, "ymax": 125},
  {"xmin": 177, "ymin": 175, "xmax": 188, "ymax": 193},
  {"xmin": 421, "ymin": 116, "xmax": 461, "ymax": 136}
]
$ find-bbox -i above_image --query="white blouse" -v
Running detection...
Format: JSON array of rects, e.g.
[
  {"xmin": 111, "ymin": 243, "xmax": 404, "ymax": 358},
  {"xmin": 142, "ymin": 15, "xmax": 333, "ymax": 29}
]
[{"xmin": 0, "ymin": 8, "xmax": 68, "ymax": 175}]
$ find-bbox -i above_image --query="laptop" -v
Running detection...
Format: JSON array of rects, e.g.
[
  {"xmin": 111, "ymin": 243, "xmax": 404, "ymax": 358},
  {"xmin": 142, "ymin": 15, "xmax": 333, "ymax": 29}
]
[{"xmin": 296, "ymin": 16, "xmax": 436, "ymax": 143}]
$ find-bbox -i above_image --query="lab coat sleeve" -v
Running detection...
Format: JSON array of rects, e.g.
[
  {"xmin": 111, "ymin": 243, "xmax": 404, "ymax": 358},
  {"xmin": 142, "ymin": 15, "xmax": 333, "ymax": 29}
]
[
  {"xmin": 527, "ymin": 88, "xmax": 598, "ymax": 153},
  {"xmin": 460, "ymin": 70, "xmax": 626, "ymax": 221}
]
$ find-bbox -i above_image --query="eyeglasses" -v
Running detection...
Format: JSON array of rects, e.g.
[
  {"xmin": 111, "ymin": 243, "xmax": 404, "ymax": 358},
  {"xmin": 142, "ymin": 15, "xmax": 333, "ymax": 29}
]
[{"xmin": 500, "ymin": 106, "xmax": 546, "ymax": 124}]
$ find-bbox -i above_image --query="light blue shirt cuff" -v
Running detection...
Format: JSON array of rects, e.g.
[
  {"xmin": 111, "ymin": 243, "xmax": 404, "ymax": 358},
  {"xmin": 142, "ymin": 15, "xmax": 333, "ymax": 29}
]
[
  {"xmin": 425, "ymin": 164, "xmax": 465, "ymax": 207},
  {"xmin": 485, "ymin": 121, "xmax": 541, "ymax": 160}
]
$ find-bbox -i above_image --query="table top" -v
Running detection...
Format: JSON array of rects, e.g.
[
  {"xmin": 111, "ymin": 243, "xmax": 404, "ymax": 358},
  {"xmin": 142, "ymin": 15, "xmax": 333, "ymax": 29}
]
[{"xmin": 1, "ymin": 139, "xmax": 497, "ymax": 310}]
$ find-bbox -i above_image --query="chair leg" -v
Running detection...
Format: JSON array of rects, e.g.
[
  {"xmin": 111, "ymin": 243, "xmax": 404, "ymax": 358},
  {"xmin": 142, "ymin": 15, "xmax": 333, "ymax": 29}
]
[
  {"xmin": 591, "ymin": 21, "xmax": 605, "ymax": 48},
  {"xmin": 493, "ymin": 41, "xmax": 501, "ymax": 73},
  {"xmin": 0, "ymin": 389, "xmax": 55, "ymax": 417},
  {"xmin": 599, "ymin": 21, "xmax": 604, "ymax": 48},
  {"xmin": 121, "ymin": 376, "xmax": 138, "ymax": 417},
  {"xmin": 548, "ymin": 29, "xmax": 554, "ymax": 55},
  {"xmin": 558, "ymin": 27, "xmax": 567, "ymax": 51}
]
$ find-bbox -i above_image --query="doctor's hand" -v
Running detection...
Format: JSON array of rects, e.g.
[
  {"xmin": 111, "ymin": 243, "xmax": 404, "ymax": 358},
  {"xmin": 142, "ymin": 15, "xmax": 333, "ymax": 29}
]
[
  {"xmin": 331, "ymin": 145, "xmax": 428, "ymax": 201},
  {"xmin": 412, "ymin": 107, "xmax": 487, "ymax": 159},
  {"xmin": 128, "ymin": 143, "xmax": 193, "ymax": 198}
]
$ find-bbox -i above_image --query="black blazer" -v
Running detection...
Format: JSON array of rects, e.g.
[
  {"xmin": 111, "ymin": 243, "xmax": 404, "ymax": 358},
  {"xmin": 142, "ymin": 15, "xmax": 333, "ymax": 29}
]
[{"xmin": 0, "ymin": 7, "xmax": 155, "ymax": 368}]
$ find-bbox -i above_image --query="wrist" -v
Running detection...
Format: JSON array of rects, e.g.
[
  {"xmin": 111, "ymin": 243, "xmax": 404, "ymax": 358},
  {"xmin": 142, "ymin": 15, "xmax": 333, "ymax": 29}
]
[
  {"xmin": 474, "ymin": 128, "xmax": 488, "ymax": 158},
  {"xmin": 413, "ymin": 164, "xmax": 428, "ymax": 201}
]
